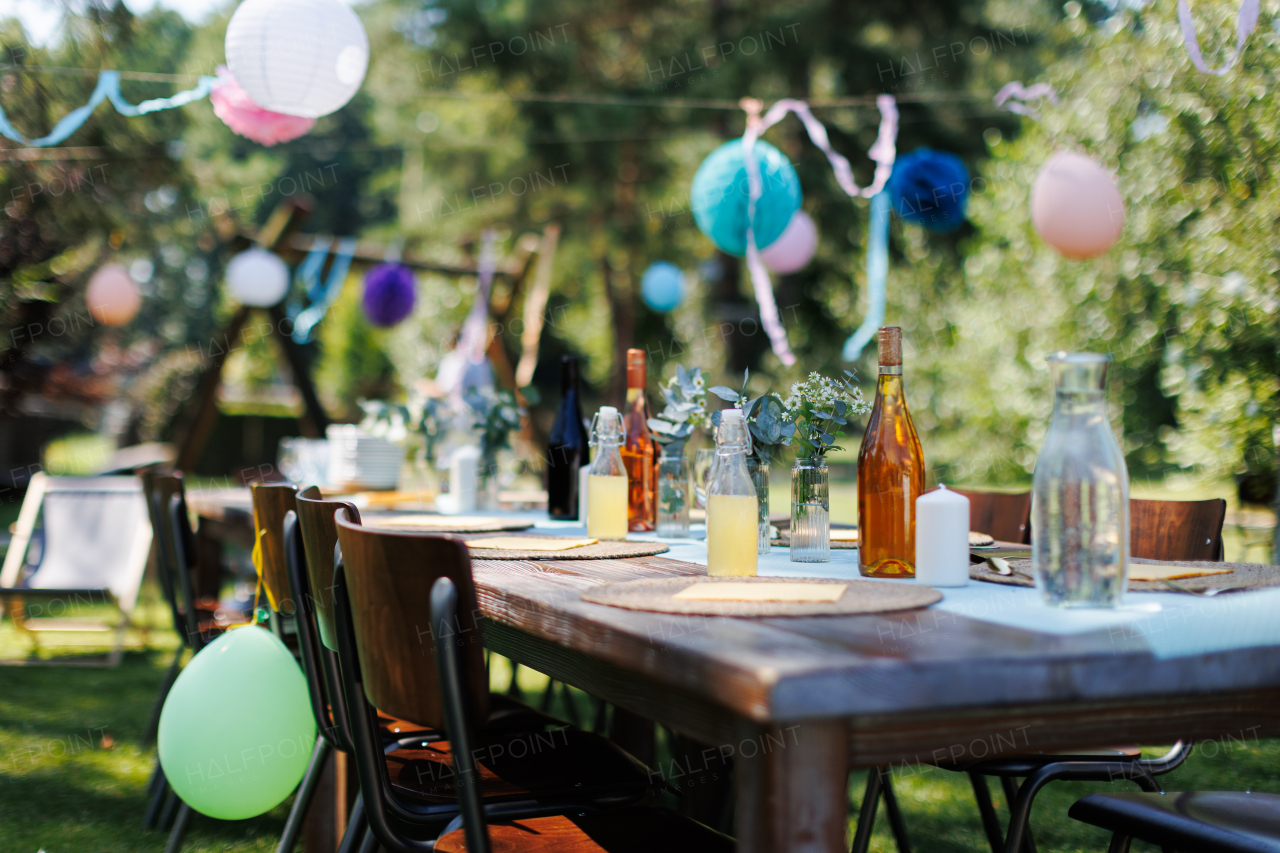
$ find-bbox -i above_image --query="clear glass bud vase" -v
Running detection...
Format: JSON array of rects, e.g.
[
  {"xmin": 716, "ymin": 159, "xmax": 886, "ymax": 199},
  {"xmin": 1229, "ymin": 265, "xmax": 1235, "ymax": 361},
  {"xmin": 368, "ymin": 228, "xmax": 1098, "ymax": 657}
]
[
  {"xmin": 656, "ymin": 450, "xmax": 691, "ymax": 538},
  {"xmin": 747, "ymin": 457, "xmax": 771, "ymax": 554},
  {"xmin": 790, "ymin": 457, "xmax": 830, "ymax": 562},
  {"xmin": 1032, "ymin": 353, "xmax": 1129, "ymax": 607}
]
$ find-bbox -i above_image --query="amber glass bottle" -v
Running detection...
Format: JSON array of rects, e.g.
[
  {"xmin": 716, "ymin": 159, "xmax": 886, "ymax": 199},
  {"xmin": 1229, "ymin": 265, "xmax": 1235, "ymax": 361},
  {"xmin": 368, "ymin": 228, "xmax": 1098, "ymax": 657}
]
[
  {"xmin": 857, "ymin": 327, "xmax": 925, "ymax": 577},
  {"xmin": 621, "ymin": 349, "xmax": 656, "ymax": 531}
]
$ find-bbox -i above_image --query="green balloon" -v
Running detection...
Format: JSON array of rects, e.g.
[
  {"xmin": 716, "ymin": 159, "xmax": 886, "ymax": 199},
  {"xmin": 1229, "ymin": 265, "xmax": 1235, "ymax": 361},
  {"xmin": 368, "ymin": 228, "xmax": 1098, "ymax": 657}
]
[{"xmin": 158, "ymin": 626, "xmax": 316, "ymax": 820}]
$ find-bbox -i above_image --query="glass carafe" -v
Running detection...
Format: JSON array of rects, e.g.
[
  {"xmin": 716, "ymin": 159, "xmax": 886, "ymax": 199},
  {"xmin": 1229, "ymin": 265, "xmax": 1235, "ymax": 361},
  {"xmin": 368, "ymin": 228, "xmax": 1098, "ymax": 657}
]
[
  {"xmin": 707, "ymin": 410, "xmax": 758, "ymax": 577},
  {"xmin": 587, "ymin": 407, "xmax": 629, "ymax": 541},
  {"xmin": 1032, "ymin": 353, "xmax": 1129, "ymax": 607},
  {"xmin": 656, "ymin": 449, "xmax": 691, "ymax": 538}
]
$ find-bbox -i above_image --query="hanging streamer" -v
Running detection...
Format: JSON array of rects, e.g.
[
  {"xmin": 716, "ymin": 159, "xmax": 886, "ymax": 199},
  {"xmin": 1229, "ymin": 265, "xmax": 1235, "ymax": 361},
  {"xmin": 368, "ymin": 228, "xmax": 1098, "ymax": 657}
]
[
  {"xmin": 993, "ymin": 82, "xmax": 1059, "ymax": 118},
  {"xmin": 741, "ymin": 94, "xmax": 899, "ymax": 365},
  {"xmin": 1178, "ymin": 0, "xmax": 1259, "ymax": 75},
  {"xmin": 456, "ymin": 229, "xmax": 499, "ymax": 364},
  {"xmin": 0, "ymin": 70, "xmax": 221, "ymax": 148},
  {"xmin": 290, "ymin": 237, "xmax": 357, "ymax": 343},
  {"xmin": 842, "ymin": 191, "xmax": 890, "ymax": 362}
]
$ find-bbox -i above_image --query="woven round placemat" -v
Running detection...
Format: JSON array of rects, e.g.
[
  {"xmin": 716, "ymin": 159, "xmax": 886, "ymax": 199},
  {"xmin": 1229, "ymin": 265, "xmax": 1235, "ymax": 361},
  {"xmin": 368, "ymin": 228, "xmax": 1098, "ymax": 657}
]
[
  {"xmin": 580, "ymin": 576, "xmax": 942, "ymax": 617},
  {"xmin": 971, "ymin": 558, "xmax": 1280, "ymax": 593},
  {"xmin": 363, "ymin": 514, "xmax": 533, "ymax": 534},
  {"xmin": 462, "ymin": 534, "xmax": 670, "ymax": 561}
]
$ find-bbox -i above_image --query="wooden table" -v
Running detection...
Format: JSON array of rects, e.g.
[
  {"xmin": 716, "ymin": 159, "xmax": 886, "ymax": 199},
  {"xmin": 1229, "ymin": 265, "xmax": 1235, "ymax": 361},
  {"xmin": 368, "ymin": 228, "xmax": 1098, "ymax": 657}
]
[{"xmin": 188, "ymin": 491, "xmax": 1280, "ymax": 853}]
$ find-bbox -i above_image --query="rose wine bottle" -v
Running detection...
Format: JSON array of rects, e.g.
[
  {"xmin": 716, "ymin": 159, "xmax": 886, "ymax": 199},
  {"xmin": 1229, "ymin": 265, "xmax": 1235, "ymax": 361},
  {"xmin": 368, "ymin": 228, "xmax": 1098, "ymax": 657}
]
[
  {"xmin": 621, "ymin": 348, "xmax": 656, "ymax": 531},
  {"xmin": 547, "ymin": 356, "xmax": 590, "ymax": 520},
  {"xmin": 857, "ymin": 327, "xmax": 925, "ymax": 577}
]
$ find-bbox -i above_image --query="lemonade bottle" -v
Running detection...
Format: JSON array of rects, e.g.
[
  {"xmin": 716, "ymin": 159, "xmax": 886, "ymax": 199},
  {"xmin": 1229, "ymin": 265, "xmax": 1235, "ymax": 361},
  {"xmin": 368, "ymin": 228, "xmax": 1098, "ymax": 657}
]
[
  {"xmin": 707, "ymin": 409, "xmax": 759, "ymax": 577},
  {"xmin": 586, "ymin": 407, "xmax": 629, "ymax": 541}
]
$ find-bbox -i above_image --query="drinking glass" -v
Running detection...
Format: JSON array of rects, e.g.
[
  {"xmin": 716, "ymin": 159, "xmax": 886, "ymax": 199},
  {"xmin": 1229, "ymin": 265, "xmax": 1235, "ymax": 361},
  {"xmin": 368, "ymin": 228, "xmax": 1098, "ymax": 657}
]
[{"xmin": 692, "ymin": 448, "xmax": 717, "ymax": 510}]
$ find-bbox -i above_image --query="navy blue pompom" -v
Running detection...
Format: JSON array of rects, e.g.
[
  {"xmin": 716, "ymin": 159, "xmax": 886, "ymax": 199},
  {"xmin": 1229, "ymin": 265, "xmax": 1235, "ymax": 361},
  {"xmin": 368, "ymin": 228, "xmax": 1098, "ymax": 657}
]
[
  {"xmin": 362, "ymin": 263, "xmax": 417, "ymax": 327},
  {"xmin": 888, "ymin": 149, "xmax": 970, "ymax": 233}
]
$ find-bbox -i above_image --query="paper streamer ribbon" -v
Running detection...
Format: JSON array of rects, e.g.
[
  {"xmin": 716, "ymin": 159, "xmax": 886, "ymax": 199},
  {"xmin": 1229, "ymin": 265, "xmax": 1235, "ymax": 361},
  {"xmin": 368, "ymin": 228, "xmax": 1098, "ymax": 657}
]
[
  {"xmin": 456, "ymin": 229, "xmax": 499, "ymax": 364},
  {"xmin": 0, "ymin": 70, "xmax": 221, "ymax": 148},
  {"xmin": 742, "ymin": 95, "xmax": 899, "ymax": 365},
  {"xmin": 291, "ymin": 236, "xmax": 358, "ymax": 343},
  {"xmin": 842, "ymin": 191, "xmax": 890, "ymax": 362},
  {"xmin": 993, "ymin": 81, "xmax": 1059, "ymax": 118},
  {"xmin": 1178, "ymin": 0, "xmax": 1259, "ymax": 75}
]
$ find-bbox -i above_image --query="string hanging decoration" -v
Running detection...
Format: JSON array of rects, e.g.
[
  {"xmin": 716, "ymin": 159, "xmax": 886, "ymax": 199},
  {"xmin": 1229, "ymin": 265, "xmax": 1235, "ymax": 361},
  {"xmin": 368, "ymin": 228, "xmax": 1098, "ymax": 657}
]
[
  {"xmin": 1178, "ymin": 0, "xmax": 1258, "ymax": 75},
  {"xmin": 888, "ymin": 149, "xmax": 970, "ymax": 233},
  {"xmin": 209, "ymin": 66, "xmax": 316, "ymax": 145},
  {"xmin": 699, "ymin": 95, "xmax": 898, "ymax": 366},
  {"xmin": 363, "ymin": 263, "xmax": 417, "ymax": 327},
  {"xmin": 226, "ymin": 247, "xmax": 291, "ymax": 307},
  {"xmin": 760, "ymin": 210, "xmax": 818, "ymax": 275},
  {"xmin": 85, "ymin": 264, "xmax": 142, "ymax": 327},
  {"xmin": 289, "ymin": 236, "xmax": 358, "ymax": 342},
  {"xmin": 640, "ymin": 262, "xmax": 687, "ymax": 313},
  {"xmin": 0, "ymin": 70, "xmax": 220, "ymax": 148}
]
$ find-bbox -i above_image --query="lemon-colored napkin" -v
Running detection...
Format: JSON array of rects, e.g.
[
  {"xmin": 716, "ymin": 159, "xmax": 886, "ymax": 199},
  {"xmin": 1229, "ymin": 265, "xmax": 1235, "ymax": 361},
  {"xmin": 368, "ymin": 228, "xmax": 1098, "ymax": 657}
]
[
  {"xmin": 829, "ymin": 530, "xmax": 859, "ymax": 542},
  {"xmin": 673, "ymin": 582, "xmax": 848, "ymax": 602},
  {"xmin": 464, "ymin": 536, "xmax": 598, "ymax": 551}
]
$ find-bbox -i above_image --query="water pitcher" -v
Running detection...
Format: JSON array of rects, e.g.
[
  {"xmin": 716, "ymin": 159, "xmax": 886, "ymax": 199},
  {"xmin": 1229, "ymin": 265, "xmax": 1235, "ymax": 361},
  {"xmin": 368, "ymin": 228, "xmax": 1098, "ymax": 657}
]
[{"xmin": 1032, "ymin": 353, "xmax": 1129, "ymax": 607}]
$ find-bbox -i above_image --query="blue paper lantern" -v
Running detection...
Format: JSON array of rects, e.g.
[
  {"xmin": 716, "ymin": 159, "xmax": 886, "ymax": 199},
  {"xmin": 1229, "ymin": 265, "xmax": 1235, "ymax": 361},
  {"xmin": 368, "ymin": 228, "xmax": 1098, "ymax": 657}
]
[
  {"xmin": 888, "ymin": 148, "xmax": 970, "ymax": 233},
  {"xmin": 690, "ymin": 139, "xmax": 802, "ymax": 256},
  {"xmin": 640, "ymin": 262, "xmax": 686, "ymax": 312},
  {"xmin": 362, "ymin": 263, "xmax": 416, "ymax": 327}
]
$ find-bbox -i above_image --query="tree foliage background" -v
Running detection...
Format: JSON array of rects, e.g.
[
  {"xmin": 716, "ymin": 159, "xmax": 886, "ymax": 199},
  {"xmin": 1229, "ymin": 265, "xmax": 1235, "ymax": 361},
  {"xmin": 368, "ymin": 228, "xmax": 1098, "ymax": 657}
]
[{"xmin": 1, "ymin": 0, "xmax": 1276, "ymax": 495}]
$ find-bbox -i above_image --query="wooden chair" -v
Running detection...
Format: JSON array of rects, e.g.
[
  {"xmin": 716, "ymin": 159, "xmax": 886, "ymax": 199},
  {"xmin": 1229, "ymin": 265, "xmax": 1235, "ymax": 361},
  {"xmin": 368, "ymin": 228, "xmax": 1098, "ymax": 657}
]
[
  {"xmin": 250, "ymin": 482, "xmax": 301, "ymax": 635},
  {"xmin": 859, "ymin": 496, "xmax": 1227, "ymax": 853},
  {"xmin": 1130, "ymin": 497, "xmax": 1226, "ymax": 561},
  {"xmin": 330, "ymin": 515, "xmax": 734, "ymax": 852},
  {"xmin": 954, "ymin": 489, "xmax": 1032, "ymax": 544}
]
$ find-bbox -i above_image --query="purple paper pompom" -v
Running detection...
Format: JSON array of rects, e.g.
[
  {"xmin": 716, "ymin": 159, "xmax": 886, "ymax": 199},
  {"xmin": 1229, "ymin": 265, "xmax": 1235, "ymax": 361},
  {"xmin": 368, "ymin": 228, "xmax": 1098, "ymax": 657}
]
[{"xmin": 362, "ymin": 263, "xmax": 417, "ymax": 327}]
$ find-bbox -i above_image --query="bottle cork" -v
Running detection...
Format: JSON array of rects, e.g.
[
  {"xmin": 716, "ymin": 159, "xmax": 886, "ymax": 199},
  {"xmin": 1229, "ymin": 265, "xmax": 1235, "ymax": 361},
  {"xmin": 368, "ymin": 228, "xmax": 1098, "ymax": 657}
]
[
  {"xmin": 626, "ymin": 348, "xmax": 647, "ymax": 388},
  {"xmin": 878, "ymin": 327, "xmax": 902, "ymax": 367}
]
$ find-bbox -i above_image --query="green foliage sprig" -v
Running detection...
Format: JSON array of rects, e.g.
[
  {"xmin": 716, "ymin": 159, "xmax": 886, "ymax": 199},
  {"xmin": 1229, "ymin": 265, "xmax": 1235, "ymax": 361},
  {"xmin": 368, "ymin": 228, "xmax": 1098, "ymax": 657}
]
[
  {"xmin": 647, "ymin": 364, "xmax": 710, "ymax": 455},
  {"xmin": 360, "ymin": 393, "xmax": 452, "ymax": 464},
  {"xmin": 463, "ymin": 386, "xmax": 525, "ymax": 465},
  {"xmin": 708, "ymin": 369, "xmax": 797, "ymax": 466}
]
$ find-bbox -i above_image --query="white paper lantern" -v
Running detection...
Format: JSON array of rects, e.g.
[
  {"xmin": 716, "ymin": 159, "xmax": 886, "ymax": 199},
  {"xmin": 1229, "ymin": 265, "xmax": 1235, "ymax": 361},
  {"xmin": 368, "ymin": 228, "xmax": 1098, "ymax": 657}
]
[
  {"xmin": 86, "ymin": 264, "xmax": 142, "ymax": 326},
  {"xmin": 224, "ymin": 0, "xmax": 369, "ymax": 119},
  {"xmin": 226, "ymin": 248, "xmax": 290, "ymax": 307}
]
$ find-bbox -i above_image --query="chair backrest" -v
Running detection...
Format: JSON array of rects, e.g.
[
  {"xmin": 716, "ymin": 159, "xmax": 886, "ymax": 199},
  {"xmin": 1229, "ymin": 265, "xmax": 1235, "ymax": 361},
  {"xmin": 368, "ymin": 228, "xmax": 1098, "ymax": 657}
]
[
  {"xmin": 334, "ymin": 516, "xmax": 489, "ymax": 729},
  {"xmin": 0, "ymin": 473, "xmax": 152, "ymax": 612},
  {"xmin": 1130, "ymin": 498, "xmax": 1226, "ymax": 562},
  {"xmin": 294, "ymin": 486, "xmax": 361, "ymax": 651},
  {"xmin": 251, "ymin": 482, "xmax": 300, "ymax": 612},
  {"xmin": 954, "ymin": 489, "xmax": 1032, "ymax": 544},
  {"xmin": 139, "ymin": 471, "xmax": 202, "ymax": 647}
]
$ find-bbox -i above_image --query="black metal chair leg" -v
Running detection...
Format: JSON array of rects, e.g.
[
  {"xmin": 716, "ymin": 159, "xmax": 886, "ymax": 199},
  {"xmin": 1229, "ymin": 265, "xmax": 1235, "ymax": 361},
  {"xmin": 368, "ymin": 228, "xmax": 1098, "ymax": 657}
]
[
  {"xmin": 158, "ymin": 787, "xmax": 180, "ymax": 831},
  {"xmin": 505, "ymin": 661, "xmax": 522, "ymax": 700},
  {"xmin": 968, "ymin": 772, "xmax": 1005, "ymax": 853},
  {"xmin": 335, "ymin": 793, "xmax": 366, "ymax": 853},
  {"xmin": 357, "ymin": 826, "xmax": 379, "ymax": 853},
  {"xmin": 879, "ymin": 769, "xmax": 912, "ymax": 853},
  {"xmin": 143, "ymin": 763, "xmax": 168, "ymax": 828},
  {"xmin": 164, "ymin": 802, "xmax": 193, "ymax": 853},
  {"xmin": 998, "ymin": 773, "xmax": 1039, "ymax": 850},
  {"xmin": 851, "ymin": 768, "xmax": 883, "ymax": 853},
  {"xmin": 144, "ymin": 645, "xmax": 185, "ymax": 746},
  {"xmin": 1107, "ymin": 832, "xmax": 1131, "ymax": 853},
  {"xmin": 276, "ymin": 738, "xmax": 332, "ymax": 853}
]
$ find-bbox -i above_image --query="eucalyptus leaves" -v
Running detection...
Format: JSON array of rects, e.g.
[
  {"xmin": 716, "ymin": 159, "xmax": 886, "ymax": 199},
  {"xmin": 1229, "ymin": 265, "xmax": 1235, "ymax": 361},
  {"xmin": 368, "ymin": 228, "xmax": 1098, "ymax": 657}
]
[
  {"xmin": 463, "ymin": 386, "xmax": 525, "ymax": 467},
  {"xmin": 359, "ymin": 393, "xmax": 451, "ymax": 464},
  {"xmin": 709, "ymin": 369, "xmax": 796, "ymax": 466},
  {"xmin": 647, "ymin": 364, "xmax": 711, "ymax": 455}
]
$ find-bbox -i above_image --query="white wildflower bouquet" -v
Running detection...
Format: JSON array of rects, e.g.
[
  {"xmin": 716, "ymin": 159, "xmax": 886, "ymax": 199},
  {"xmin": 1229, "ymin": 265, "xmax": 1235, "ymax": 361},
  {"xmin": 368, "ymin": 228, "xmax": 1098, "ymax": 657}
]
[{"xmin": 784, "ymin": 371, "xmax": 871, "ymax": 459}]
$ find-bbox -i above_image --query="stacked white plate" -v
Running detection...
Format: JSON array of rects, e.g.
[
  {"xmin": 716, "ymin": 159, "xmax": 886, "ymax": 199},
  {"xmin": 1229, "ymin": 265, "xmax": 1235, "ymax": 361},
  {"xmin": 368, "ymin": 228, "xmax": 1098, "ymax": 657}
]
[{"xmin": 326, "ymin": 425, "xmax": 402, "ymax": 490}]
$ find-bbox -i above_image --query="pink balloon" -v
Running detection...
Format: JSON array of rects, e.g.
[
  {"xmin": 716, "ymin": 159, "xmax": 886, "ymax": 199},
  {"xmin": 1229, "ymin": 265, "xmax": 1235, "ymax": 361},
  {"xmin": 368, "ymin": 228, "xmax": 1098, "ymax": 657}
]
[
  {"xmin": 761, "ymin": 210, "xmax": 818, "ymax": 274},
  {"xmin": 1031, "ymin": 151, "xmax": 1125, "ymax": 260},
  {"xmin": 86, "ymin": 264, "xmax": 142, "ymax": 327},
  {"xmin": 210, "ymin": 67, "xmax": 316, "ymax": 147}
]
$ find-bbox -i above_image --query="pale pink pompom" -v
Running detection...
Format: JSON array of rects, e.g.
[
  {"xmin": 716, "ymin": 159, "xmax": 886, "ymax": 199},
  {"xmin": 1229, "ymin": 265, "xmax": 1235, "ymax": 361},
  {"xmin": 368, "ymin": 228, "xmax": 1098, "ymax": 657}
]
[{"xmin": 210, "ymin": 66, "xmax": 316, "ymax": 146}]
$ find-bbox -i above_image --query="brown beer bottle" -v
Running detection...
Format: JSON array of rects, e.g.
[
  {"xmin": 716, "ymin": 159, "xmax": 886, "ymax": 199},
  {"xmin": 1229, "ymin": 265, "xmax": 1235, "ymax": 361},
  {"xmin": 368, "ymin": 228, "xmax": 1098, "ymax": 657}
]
[
  {"xmin": 621, "ymin": 349, "xmax": 656, "ymax": 531},
  {"xmin": 857, "ymin": 327, "xmax": 925, "ymax": 577}
]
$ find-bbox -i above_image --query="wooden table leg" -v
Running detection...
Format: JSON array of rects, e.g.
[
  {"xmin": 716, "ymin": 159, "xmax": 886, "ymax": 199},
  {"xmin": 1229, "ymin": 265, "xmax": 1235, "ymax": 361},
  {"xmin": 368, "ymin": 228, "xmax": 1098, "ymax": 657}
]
[{"xmin": 734, "ymin": 720, "xmax": 849, "ymax": 853}]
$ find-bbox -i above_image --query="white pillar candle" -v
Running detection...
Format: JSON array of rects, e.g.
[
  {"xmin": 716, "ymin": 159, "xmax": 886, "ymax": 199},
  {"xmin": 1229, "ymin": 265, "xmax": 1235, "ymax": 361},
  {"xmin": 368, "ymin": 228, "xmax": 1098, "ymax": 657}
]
[
  {"xmin": 448, "ymin": 446, "xmax": 480, "ymax": 513},
  {"xmin": 915, "ymin": 485, "xmax": 970, "ymax": 587},
  {"xmin": 578, "ymin": 463, "xmax": 591, "ymax": 528}
]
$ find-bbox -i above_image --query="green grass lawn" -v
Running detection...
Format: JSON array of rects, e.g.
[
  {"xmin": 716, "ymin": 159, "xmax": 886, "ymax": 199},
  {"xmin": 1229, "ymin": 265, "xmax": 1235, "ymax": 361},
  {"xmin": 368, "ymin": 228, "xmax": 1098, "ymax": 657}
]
[{"xmin": 2, "ymin": 604, "xmax": 1278, "ymax": 852}]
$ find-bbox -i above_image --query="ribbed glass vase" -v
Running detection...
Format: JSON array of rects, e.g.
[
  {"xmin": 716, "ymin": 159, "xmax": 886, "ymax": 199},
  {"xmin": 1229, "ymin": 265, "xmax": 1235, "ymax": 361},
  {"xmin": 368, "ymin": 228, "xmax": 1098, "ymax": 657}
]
[
  {"xmin": 656, "ymin": 451, "xmax": 691, "ymax": 538},
  {"xmin": 790, "ymin": 457, "xmax": 830, "ymax": 562},
  {"xmin": 747, "ymin": 457, "xmax": 771, "ymax": 555}
]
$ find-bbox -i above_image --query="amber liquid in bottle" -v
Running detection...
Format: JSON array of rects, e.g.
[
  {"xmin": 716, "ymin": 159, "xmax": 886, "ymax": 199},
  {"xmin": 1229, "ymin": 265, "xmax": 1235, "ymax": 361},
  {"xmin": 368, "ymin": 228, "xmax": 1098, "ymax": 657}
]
[
  {"xmin": 621, "ymin": 348, "xmax": 656, "ymax": 532},
  {"xmin": 857, "ymin": 327, "xmax": 926, "ymax": 577}
]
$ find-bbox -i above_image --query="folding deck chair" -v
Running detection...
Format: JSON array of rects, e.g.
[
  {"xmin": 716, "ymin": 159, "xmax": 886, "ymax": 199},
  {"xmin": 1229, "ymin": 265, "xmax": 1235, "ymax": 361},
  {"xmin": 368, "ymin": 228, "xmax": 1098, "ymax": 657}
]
[{"xmin": 0, "ymin": 472, "xmax": 153, "ymax": 666}]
